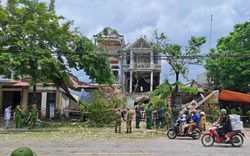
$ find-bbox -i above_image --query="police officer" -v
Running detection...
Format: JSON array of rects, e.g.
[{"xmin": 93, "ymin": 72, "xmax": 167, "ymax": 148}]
[
  {"xmin": 135, "ymin": 106, "xmax": 141, "ymax": 128},
  {"xmin": 145, "ymin": 104, "xmax": 153, "ymax": 129},
  {"xmin": 115, "ymin": 108, "xmax": 122, "ymax": 133},
  {"xmin": 29, "ymin": 104, "xmax": 39, "ymax": 129},
  {"xmin": 126, "ymin": 108, "xmax": 133, "ymax": 133},
  {"xmin": 13, "ymin": 104, "xmax": 22, "ymax": 128}
]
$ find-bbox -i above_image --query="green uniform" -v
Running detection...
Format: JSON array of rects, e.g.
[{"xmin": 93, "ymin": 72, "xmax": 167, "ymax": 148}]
[
  {"xmin": 115, "ymin": 110, "xmax": 122, "ymax": 133},
  {"xmin": 157, "ymin": 107, "xmax": 164, "ymax": 128},
  {"xmin": 135, "ymin": 108, "xmax": 141, "ymax": 128},
  {"xmin": 29, "ymin": 108, "xmax": 39, "ymax": 129},
  {"xmin": 145, "ymin": 108, "xmax": 152, "ymax": 129},
  {"xmin": 14, "ymin": 107, "xmax": 22, "ymax": 128},
  {"xmin": 126, "ymin": 110, "xmax": 133, "ymax": 133},
  {"xmin": 172, "ymin": 108, "xmax": 179, "ymax": 127},
  {"xmin": 165, "ymin": 110, "xmax": 172, "ymax": 129}
]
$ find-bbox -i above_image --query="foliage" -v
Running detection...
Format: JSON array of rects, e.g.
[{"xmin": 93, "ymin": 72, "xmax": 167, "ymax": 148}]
[
  {"xmin": 86, "ymin": 89, "xmax": 126, "ymax": 126},
  {"xmin": 205, "ymin": 20, "xmax": 250, "ymax": 92},
  {"xmin": 152, "ymin": 30, "xmax": 206, "ymax": 84},
  {"xmin": 78, "ymin": 100, "xmax": 88, "ymax": 122},
  {"xmin": 0, "ymin": 0, "xmax": 113, "ymax": 102},
  {"xmin": 149, "ymin": 79, "xmax": 198, "ymax": 100},
  {"xmin": 247, "ymin": 110, "xmax": 250, "ymax": 116},
  {"xmin": 149, "ymin": 96, "xmax": 165, "ymax": 108}
]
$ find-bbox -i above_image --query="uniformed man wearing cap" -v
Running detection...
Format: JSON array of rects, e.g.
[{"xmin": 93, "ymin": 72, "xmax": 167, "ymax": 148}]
[{"xmin": 28, "ymin": 104, "xmax": 39, "ymax": 129}]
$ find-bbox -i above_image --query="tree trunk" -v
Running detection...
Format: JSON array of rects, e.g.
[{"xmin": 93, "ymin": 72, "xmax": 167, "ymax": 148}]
[
  {"xmin": 174, "ymin": 71, "xmax": 180, "ymax": 95},
  {"xmin": 32, "ymin": 85, "xmax": 38, "ymax": 104}
]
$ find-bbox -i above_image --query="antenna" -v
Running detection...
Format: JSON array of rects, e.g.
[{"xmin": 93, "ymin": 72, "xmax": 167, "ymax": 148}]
[{"xmin": 208, "ymin": 15, "xmax": 213, "ymax": 51}]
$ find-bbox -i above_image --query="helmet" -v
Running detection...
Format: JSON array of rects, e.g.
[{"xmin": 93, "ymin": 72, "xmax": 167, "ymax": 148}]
[
  {"xmin": 220, "ymin": 109, "xmax": 227, "ymax": 115},
  {"xmin": 11, "ymin": 147, "xmax": 37, "ymax": 156}
]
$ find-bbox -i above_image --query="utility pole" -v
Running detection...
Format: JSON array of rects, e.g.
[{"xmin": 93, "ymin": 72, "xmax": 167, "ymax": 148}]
[{"xmin": 208, "ymin": 15, "xmax": 213, "ymax": 52}]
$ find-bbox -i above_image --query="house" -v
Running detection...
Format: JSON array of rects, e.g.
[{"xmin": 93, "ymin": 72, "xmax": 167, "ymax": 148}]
[
  {"xmin": 93, "ymin": 27, "xmax": 162, "ymax": 94},
  {"xmin": 121, "ymin": 37, "xmax": 161, "ymax": 93},
  {"xmin": 0, "ymin": 77, "xmax": 81, "ymax": 118},
  {"xmin": 93, "ymin": 27, "xmax": 126, "ymax": 85}
]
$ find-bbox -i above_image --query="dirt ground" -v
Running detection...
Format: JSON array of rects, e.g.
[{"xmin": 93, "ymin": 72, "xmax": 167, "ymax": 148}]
[{"xmin": 1, "ymin": 120, "xmax": 250, "ymax": 156}]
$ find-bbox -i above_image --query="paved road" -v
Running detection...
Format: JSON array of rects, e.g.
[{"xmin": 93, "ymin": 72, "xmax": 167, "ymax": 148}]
[{"xmin": 1, "ymin": 126, "xmax": 250, "ymax": 156}]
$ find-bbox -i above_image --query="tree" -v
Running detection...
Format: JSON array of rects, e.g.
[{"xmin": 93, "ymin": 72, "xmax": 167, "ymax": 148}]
[
  {"xmin": 0, "ymin": 0, "xmax": 113, "ymax": 103},
  {"xmin": 205, "ymin": 20, "xmax": 250, "ymax": 92},
  {"xmin": 152, "ymin": 30, "xmax": 206, "ymax": 95}
]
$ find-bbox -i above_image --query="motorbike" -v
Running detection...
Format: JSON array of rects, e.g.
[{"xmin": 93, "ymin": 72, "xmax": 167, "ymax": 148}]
[
  {"xmin": 167, "ymin": 119, "xmax": 202, "ymax": 139},
  {"xmin": 201, "ymin": 125, "xmax": 245, "ymax": 147}
]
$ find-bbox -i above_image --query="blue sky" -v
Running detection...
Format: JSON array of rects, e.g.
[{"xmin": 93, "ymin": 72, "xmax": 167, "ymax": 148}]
[{"xmin": 2, "ymin": 0, "xmax": 250, "ymax": 83}]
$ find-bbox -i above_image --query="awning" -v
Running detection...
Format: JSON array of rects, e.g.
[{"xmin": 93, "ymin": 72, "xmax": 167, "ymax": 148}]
[{"xmin": 219, "ymin": 90, "xmax": 250, "ymax": 104}]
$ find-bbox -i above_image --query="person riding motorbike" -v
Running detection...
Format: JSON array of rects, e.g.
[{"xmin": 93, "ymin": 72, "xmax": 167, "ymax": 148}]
[
  {"xmin": 217, "ymin": 108, "xmax": 231, "ymax": 142},
  {"xmin": 188, "ymin": 109, "xmax": 200, "ymax": 134}
]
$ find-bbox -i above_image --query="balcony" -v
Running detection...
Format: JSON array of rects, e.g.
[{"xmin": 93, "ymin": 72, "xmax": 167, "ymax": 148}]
[{"xmin": 123, "ymin": 63, "xmax": 161, "ymax": 71}]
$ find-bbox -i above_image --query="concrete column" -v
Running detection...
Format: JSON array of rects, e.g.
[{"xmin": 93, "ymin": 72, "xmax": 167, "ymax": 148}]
[
  {"xmin": 150, "ymin": 71, "xmax": 154, "ymax": 92},
  {"xmin": 41, "ymin": 92, "xmax": 47, "ymax": 117},
  {"xmin": 21, "ymin": 88, "xmax": 29, "ymax": 110},
  {"xmin": 150, "ymin": 50, "xmax": 154, "ymax": 65},
  {"xmin": 130, "ymin": 50, "xmax": 133, "ymax": 68},
  {"xmin": 55, "ymin": 88, "xmax": 61, "ymax": 113},
  {"xmin": 129, "ymin": 70, "xmax": 133, "ymax": 93}
]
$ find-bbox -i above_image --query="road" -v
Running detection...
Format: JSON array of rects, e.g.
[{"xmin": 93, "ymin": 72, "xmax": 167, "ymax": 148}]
[{"xmin": 1, "ymin": 123, "xmax": 250, "ymax": 156}]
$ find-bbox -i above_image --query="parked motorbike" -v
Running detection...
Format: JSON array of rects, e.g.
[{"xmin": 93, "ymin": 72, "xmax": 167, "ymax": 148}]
[
  {"xmin": 201, "ymin": 125, "xmax": 245, "ymax": 147},
  {"xmin": 167, "ymin": 119, "xmax": 202, "ymax": 139}
]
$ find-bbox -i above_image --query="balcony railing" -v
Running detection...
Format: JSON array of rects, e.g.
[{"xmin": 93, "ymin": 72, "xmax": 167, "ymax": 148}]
[{"xmin": 123, "ymin": 63, "xmax": 161, "ymax": 70}]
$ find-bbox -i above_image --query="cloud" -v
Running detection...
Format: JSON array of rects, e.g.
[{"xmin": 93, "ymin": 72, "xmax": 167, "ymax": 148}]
[{"xmin": 2, "ymin": 0, "xmax": 250, "ymax": 83}]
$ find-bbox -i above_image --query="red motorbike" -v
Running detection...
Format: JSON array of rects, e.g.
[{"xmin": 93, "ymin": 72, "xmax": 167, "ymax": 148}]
[{"xmin": 201, "ymin": 126, "xmax": 245, "ymax": 147}]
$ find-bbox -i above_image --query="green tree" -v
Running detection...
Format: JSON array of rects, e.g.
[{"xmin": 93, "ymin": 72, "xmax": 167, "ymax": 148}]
[
  {"xmin": 205, "ymin": 20, "xmax": 250, "ymax": 92},
  {"xmin": 0, "ymin": 0, "xmax": 113, "ymax": 103},
  {"xmin": 152, "ymin": 30, "xmax": 206, "ymax": 95}
]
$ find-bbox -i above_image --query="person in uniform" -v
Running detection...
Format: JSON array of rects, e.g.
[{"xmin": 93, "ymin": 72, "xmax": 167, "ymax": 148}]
[
  {"xmin": 135, "ymin": 106, "xmax": 141, "ymax": 128},
  {"xmin": 115, "ymin": 108, "xmax": 122, "ymax": 133},
  {"xmin": 145, "ymin": 105, "xmax": 153, "ymax": 129},
  {"xmin": 28, "ymin": 104, "xmax": 39, "ymax": 129},
  {"xmin": 13, "ymin": 104, "xmax": 23, "ymax": 128},
  {"xmin": 126, "ymin": 108, "xmax": 133, "ymax": 133},
  {"xmin": 165, "ymin": 109, "xmax": 172, "ymax": 130},
  {"xmin": 171, "ymin": 105, "xmax": 179, "ymax": 127},
  {"xmin": 157, "ymin": 106, "xmax": 164, "ymax": 128}
]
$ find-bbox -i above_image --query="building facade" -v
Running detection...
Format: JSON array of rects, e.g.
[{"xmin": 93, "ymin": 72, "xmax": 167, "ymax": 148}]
[{"xmin": 93, "ymin": 27, "xmax": 161, "ymax": 93}]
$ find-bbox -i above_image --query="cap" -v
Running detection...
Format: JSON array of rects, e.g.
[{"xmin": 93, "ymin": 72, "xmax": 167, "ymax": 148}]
[{"xmin": 11, "ymin": 147, "xmax": 37, "ymax": 156}]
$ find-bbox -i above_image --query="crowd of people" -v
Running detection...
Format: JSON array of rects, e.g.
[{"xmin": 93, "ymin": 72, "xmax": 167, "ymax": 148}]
[
  {"xmin": 114, "ymin": 102, "xmax": 244, "ymax": 142},
  {"xmin": 114, "ymin": 103, "xmax": 207, "ymax": 134},
  {"xmin": 1, "ymin": 104, "xmax": 40, "ymax": 130}
]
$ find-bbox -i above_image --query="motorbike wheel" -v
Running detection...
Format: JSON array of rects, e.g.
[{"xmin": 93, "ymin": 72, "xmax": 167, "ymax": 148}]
[
  {"xmin": 192, "ymin": 129, "xmax": 201, "ymax": 140},
  {"xmin": 167, "ymin": 129, "xmax": 177, "ymax": 139},
  {"xmin": 201, "ymin": 134, "xmax": 215, "ymax": 147},
  {"xmin": 231, "ymin": 134, "xmax": 244, "ymax": 147}
]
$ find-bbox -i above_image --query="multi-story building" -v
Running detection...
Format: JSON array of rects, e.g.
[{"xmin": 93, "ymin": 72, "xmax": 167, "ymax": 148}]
[{"xmin": 93, "ymin": 27, "xmax": 161, "ymax": 93}]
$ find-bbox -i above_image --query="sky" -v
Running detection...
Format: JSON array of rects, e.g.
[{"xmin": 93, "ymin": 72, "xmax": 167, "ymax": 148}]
[{"xmin": 3, "ymin": 0, "xmax": 250, "ymax": 83}]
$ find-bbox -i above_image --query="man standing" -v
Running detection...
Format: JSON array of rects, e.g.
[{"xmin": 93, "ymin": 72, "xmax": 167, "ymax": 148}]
[
  {"xmin": 126, "ymin": 108, "xmax": 133, "ymax": 133},
  {"xmin": 135, "ymin": 106, "xmax": 141, "ymax": 128},
  {"xmin": 145, "ymin": 105, "xmax": 153, "ymax": 129},
  {"xmin": 115, "ymin": 108, "xmax": 122, "ymax": 133},
  {"xmin": 13, "ymin": 104, "xmax": 22, "ymax": 128},
  {"xmin": 157, "ymin": 106, "xmax": 164, "ymax": 128},
  {"xmin": 4, "ymin": 105, "xmax": 12, "ymax": 129},
  {"xmin": 171, "ymin": 105, "xmax": 179, "ymax": 127},
  {"xmin": 165, "ymin": 109, "xmax": 172, "ymax": 130},
  {"xmin": 29, "ymin": 104, "xmax": 39, "ymax": 129}
]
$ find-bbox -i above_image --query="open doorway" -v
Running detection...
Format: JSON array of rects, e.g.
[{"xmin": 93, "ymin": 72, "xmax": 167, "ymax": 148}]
[{"xmin": 2, "ymin": 91, "xmax": 21, "ymax": 114}]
